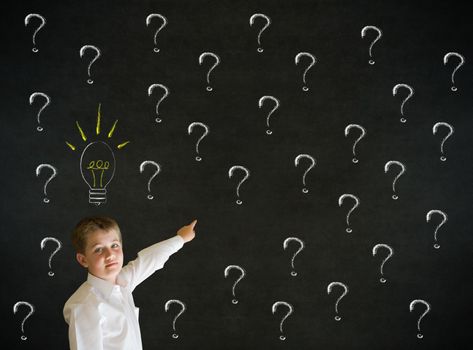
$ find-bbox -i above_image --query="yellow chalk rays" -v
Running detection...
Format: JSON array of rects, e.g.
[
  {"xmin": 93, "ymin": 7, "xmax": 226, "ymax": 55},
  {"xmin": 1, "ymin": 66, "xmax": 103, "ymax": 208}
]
[{"xmin": 66, "ymin": 104, "xmax": 130, "ymax": 151}]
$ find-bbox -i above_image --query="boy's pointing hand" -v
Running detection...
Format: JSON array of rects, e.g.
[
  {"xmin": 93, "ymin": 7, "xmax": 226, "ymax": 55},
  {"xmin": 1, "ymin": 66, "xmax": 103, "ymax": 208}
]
[{"xmin": 177, "ymin": 219, "xmax": 197, "ymax": 243}]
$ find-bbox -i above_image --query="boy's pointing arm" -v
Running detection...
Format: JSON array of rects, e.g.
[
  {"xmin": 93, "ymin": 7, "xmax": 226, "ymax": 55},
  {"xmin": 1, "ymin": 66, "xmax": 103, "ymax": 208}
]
[{"xmin": 120, "ymin": 219, "xmax": 198, "ymax": 290}]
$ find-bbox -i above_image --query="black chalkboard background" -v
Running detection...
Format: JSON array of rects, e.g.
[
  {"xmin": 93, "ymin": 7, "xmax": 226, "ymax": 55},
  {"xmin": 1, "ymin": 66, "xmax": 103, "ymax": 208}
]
[{"xmin": 3, "ymin": 0, "xmax": 472, "ymax": 349}]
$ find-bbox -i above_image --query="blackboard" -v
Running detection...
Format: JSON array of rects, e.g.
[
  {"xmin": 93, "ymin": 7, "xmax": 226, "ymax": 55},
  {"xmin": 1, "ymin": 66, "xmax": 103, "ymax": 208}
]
[{"xmin": 4, "ymin": 0, "xmax": 472, "ymax": 349}]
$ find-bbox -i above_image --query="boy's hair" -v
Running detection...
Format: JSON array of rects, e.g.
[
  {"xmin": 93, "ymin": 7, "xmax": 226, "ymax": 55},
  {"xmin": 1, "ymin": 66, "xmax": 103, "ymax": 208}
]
[{"xmin": 72, "ymin": 216, "xmax": 122, "ymax": 254}]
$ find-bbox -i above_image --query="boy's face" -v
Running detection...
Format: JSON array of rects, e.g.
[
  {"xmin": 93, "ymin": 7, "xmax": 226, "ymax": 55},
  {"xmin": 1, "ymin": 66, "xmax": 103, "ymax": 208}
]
[{"xmin": 76, "ymin": 228, "xmax": 124, "ymax": 283}]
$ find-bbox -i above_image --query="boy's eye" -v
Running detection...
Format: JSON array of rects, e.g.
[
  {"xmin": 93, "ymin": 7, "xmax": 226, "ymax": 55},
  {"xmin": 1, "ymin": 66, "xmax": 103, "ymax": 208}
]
[
  {"xmin": 94, "ymin": 247, "xmax": 103, "ymax": 253},
  {"xmin": 112, "ymin": 243, "xmax": 120, "ymax": 248}
]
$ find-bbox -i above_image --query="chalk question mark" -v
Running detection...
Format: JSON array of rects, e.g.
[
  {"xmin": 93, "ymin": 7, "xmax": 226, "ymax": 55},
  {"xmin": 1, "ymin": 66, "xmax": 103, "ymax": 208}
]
[
  {"xmin": 327, "ymin": 281, "xmax": 348, "ymax": 321},
  {"xmin": 249, "ymin": 13, "xmax": 271, "ymax": 53},
  {"xmin": 294, "ymin": 154, "xmax": 316, "ymax": 194},
  {"xmin": 40, "ymin": 237, "xmax": 62, "ymax": 277},
  {"xmin": 165, "ymin": 299, "xmax": 186, "ymax": 339},
  {"xmin": 384, "ymin": 160, "xmax": 406, "ymax": 200},
  {"xmin": 392, "ymin": 83, "xmax": 414, "ymax": 123},
  {"xmin": 29, "ymin": 92, "xmax": 51, "ymax": 132},
  {"xmin": 432, "ymin": 122, "xmax": 454, "ymax": 161},
  {"xmin": 199, "ymin": 52, "xmax": 220, "ymax": 91},
  {"xmin": 228, "ymin": 165, "xmax": 250, "ymax": 205},
  {"xmin": 344, "ymin": 124, "xmax": 366, "ymax": 163},
  {"xmin": 147, "ymin": 83, "xmax": 169, "ymax": 123},
  {"xmin": 35, "ymin": 163, "xmax": 57, "ymax": 203},
  {"xmin": 372, "ymin": 243, "xmax": 393, "ymax": 283},
  {"xmin": 338, "ymin": 194, "xmax": 360, "ymax": 233},
  {"xmin": 426, "ymin": 209, "xmax": 448, "ymax": 249},
  {"xmin": 24, "ymin": 14, "xmax": 46, "ymax": 53},
  {"xmin": 295, "ymin": 52, "xmax": 316, "ymax": 91},
  {"xmin": 145, "ymin": 13, "xmax": 168, "ymax": 53},
  {"xmin": 13, "ymin": 301, "xmax": 35, "ymax": 340},
  {"xmin": 188, "ymin": 122, "xmax": 209, "ymax": 161},
  {"xmin": 443, "ymin": 52, "xmax": 465, "ymax": 92},
  {"xmin": 283, "ymin": 237, "xmax": 305, "ymax": 277},
  {"xmin": 139, "ymin": 161, "xmax": 160, "ymax": 200},
  {"xmin": 409, "ymin": 299, "xmax": 431, "ymax": 339},
  {"xmin": 224, "ymin": 265, "xmax": 246, "ymax": 304},
  {"xmin": 258, "ymin": 95, "xmax": 280, "ymax": 135},
  {"xmin": 271, "ymin": 301, "xmax": 294, "ymax": 341},
  {"xmin": 361, "ymin": 25, "xmax": 382, "ymax": 65},
  {"xmin": 79, "ymin": 45, "xmax": 101, "ymax": 84}
]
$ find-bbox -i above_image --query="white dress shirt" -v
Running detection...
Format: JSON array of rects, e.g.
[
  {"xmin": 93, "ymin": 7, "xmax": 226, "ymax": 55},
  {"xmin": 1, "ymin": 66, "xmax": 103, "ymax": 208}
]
[{"xmin": 63, "ymin": 235, "xmax": 184, "ymax": 350}]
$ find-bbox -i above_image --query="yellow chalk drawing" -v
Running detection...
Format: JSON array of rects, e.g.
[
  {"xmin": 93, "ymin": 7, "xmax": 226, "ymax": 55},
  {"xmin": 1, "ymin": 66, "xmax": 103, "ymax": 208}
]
[
  {"xmin": 86, "ymin": 159, "xmax": 110, "ymax": 187},
  {"xmin": 96, "ymin": 103, "xmax": 101, "ymax": 135},
  {"xmin": 66, "ymin": 104, "xmax": 130, "ymax": 151},
  {"xmin": 65, "ymin": 142, "xmax": 76, "ymax": 151},
  {"xmin": 76, "ymin": 121, "xmax": 87, "ymax": 141},
  {"xmin": 108, "ymin": 120, "xmax": 118, "ymax": 138},
  {"xmin": 65, "ymin": 104, "xmax": 129, "ymax": 205},
  {"xmin": 117, "ymin": 141, "xmax": 130, "ymax": 149}
]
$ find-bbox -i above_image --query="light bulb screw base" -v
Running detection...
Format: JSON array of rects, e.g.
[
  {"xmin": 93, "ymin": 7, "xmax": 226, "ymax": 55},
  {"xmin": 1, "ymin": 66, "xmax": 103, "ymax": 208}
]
[{"xmin": 89, "ymin": 188, "xmax": 107, "ymax": 205}]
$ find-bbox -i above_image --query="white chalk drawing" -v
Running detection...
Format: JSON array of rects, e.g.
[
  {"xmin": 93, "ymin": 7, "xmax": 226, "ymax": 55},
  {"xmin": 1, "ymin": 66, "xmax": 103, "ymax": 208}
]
[
  {"xmin": 443, "ymin": 52, "xmax": 465, "ymax": 91},
  {"xmin": 384, "ymin": 160, "xmax": 406, "ymax": 200},
  {"xmin": 294, "ymin": 154, "xmax": 316, "ymax": 193},
  {"xmin": 165, "ymin": 299, "xmax": 186, "ymax": 339},
  {"xmin": 139, "ymin": 161, "xmax": 161, "ymax": 200},
  {"xmin": 145, "ymin": 14, "xmax": 168, "ymax": 53},
  {"xmin": 409, "ymin": 299, "xmax": 431, "ymax": 339},
  {"xmin": 35, "ymin": 163, "xmax": 57, "ymax": 203},
  {"xmin": 432, "ymin": 122, "xmax": 454, "ymax": 162},
  {"xmin": 147, "ymin": 83, "xmax": 169, "ymax": 123},
  {"xmin": 392, "ymin": 83, "xmax": 414, "ymax": 123},
  {"xmin": 327, "ymin": 281, "xmax": 348, "ymax": 321},
  {"xmin": 344, "ymin": 124, "xmax": 366, "ymax": 163},
  {"xmin": 249, "ymin": 13, "xmax": 271, "ymax": 53},
  {"xmin": 258, "ymin": 95, "xmax": 280, "ymax": 135},
  {"xmin": 40, "ymin": 237, "xmax": 62, "ymax": 277},
  {"xmin": 228, "ymin": 165, "xmax": 250, "ymax": 205},
  {"xmin": 198, "ymin": 52, "xmax": 220, "ymax": 91},
  {"xmin": 295, "ymin": 52, "xmax": 317, "ymax": 91},
  {"xmin": 188, "ymin": 122, "xmax": 209, "ymax": 161},
  {"xmin": 372, "ymin": 243, "xmax": 393, "ymax": 283},
  {"xmin": 426, "ymin": 209, "xmax": 448, "ymax": 249},
  {"xmin": 283, "ymin": 237, "xmax": 305, "ymax": 277},
  {"xmin": 24, "ymin": 13, "xmax": 46, "ymax": 53},
  {"xmin": 338, "ymin": 194, "xmax": 360, "ymax": 233},
  {"xmin": 361, "ymin": 25, "xmax": 382, "ymax": 65},
  {"xmin": 13, "ymin": 301, "xmax": 35, "ymax": 340},
  {"xmin": 271, "ymin": 301, "xmax": 293, "ymax": 341},
  {"xmin": 80, "ymin": 141, "xmax": 116, "ymax": 205},
  {"xmin": 224, "ymin": 265, "xmax": 246, "ymax": 304},
  {"xmin": 29, "ymin": 92, "xmax": 51, "ymax": 132},
  {"xmin": 79, "ymin": 45, "xmax": 101, "ymax": 84}
]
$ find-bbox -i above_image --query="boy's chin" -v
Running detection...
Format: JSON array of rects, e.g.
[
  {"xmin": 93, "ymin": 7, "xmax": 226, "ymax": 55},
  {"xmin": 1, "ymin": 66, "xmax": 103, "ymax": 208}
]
[{"xmin": 92, "ymin": 266, "xmax": 122, "ymax": 281}]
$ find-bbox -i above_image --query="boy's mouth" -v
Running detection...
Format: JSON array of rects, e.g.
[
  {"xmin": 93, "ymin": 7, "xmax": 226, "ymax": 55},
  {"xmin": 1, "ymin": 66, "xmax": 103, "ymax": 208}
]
[{"xmin": 105, "ymin": 262, "xmax": 118, "ymax": 268}]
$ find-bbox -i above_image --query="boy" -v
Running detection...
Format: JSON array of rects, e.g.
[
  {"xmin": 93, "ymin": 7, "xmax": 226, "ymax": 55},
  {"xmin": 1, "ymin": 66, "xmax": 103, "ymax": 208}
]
[{"xmin": 63, "ymin": 216, "xmax": 197, "ymax": 350}]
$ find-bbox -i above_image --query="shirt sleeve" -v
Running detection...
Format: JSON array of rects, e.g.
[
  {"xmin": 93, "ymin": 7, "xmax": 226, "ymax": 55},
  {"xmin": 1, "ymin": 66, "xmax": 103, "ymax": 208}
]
[
  {"xmin": 120, "ymin": 235, "xmax": 185, "ymax": 291},
  {"xmin": 65, "ymin": 303, "xmax": 104, "ymax": 350}
]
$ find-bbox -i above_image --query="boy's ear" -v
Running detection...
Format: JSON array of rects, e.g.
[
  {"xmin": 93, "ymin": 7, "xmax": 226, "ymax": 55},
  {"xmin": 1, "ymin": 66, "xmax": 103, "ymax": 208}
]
[{"xmin": 76, "ymin": 253, "xmax": 88, "ymax": 268}]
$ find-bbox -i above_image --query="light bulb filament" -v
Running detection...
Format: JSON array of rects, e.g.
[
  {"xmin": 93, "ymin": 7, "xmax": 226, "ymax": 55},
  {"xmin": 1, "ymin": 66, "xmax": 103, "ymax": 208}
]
[{"xmin": 87, "ymin": 160, "xmax": 110, "ymax": 187}]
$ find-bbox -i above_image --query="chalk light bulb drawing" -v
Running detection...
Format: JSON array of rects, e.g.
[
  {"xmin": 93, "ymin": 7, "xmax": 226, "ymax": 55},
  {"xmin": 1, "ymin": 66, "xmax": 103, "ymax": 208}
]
[
  {"xmin": 66, "ymin": 104, "xmax": 130, "ymax": 205},
  {"xmin": 80, "ymin": 141, "xmax": 115, "ymax": 204}
]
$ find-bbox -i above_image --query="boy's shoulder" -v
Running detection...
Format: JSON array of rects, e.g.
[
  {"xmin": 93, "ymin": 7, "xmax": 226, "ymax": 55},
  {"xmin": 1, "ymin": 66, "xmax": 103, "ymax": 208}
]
[
  {"xmin": 64, "ymin": 281, "xmax": 97, "ymax": 308},
  {"xmin": 63, "ymin": 280, "xmax": 106, "ymax": 324}
]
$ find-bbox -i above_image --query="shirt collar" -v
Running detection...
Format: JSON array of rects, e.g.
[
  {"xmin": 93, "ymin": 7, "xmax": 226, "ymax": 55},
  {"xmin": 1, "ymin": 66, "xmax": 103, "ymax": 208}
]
[{"xmin": 87, "ymin": 273, "xmax": 120, "ymax": 300}]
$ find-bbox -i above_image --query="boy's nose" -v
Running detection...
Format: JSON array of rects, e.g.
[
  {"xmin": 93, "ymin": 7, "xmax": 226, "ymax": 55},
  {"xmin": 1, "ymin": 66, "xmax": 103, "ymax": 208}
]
[{"xmin": 105, "ymin": 249, "xmax": 115, "ymax": 260}]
